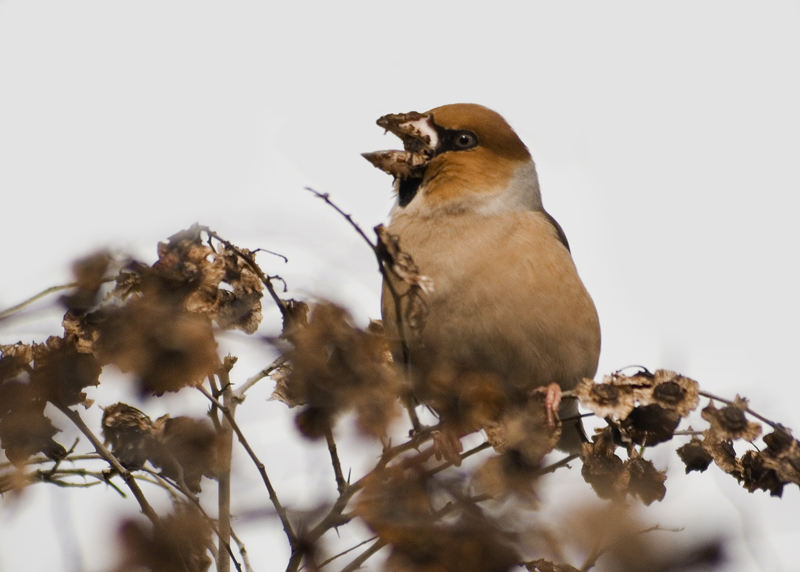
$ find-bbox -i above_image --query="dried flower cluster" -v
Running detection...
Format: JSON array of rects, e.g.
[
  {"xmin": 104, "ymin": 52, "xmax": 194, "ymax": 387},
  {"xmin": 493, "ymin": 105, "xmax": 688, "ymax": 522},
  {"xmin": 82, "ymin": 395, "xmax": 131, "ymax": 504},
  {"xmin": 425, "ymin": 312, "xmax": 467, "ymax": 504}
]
[
  {"xmin": 577, "ymin": 368, "xmax": 800, "ymax": 500},
  {"xmin": 102, "ymin": 402, "xmax": 220, "ymax": 493},
  {"xmin": 0, "ymin": 216, "xmax": 795, "ymax": 572},
  {"xmin": 271, "ymin": 303, "xmax": 404, "ymax": 438}
]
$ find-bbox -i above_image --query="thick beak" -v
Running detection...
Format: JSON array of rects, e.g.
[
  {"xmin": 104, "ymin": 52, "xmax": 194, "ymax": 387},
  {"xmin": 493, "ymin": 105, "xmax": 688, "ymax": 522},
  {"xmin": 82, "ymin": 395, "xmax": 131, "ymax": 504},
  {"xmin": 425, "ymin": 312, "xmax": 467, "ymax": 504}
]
[{"xmin": 362, "ymin": 111, "xmax": 438, "ymax": 179}]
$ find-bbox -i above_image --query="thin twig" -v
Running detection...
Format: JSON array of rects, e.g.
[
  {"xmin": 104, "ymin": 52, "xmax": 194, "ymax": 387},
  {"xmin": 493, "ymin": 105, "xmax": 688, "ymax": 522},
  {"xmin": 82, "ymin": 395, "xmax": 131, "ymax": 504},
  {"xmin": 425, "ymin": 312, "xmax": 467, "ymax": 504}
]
[
  {"xmin": 196, "ymin": 386, "xmax": 297, "ymax": 548},
  {"xmin": 325, "ymin": 427, "xmax": 347, "ymax": 495},
  {"xmin": 141, "ymin": 467, "xmax": 243, "ymax": 572},
  {"xmin": 338, "ymin": 539, "xmax": 387, "ymax": 572},
  {"xmin": 0, "ymin": 278, "xmax": 117, "ymax": 320},
  {"xmin": 252, "ymin": 247, "xmax": 289, "ymax": 263},
  {"xmin": 45, "ymin": 437, "xmax": 79, "ymax": 478},
  {"xmin": 231, "ymin": 530, "xmax": 255, "ymax": 572},
  {"xmin": 235, "ymin": 355, "xmax": 287, "ymax": 399},
  {"xmin": 426, "ymin": 441, "xmax": 492, "ymax": 477},
  {"xmin": 535, "ymin": 453, "xmax": 579, "ymax": 478},
  {"xmin": 0, "ymin": 453, "xmax": 101, "ymax": 470},
  {"xmin": 218, "ymin": 369, "xmax": 237, "ymax": 572},
  {"xmin": 54, "ymin": 403, "xmax": 159, "ymax": 525},
  {"xmin": 201, "ymin": 227, "xmax": 289, "ymax": 320},
  {"xmin": 579, "ymin": 524, "xmax": 682, "ymax": 572},
  {"xmin": 0, "ymin": 283, "xmax": 76, "ymax": 320},
  {"xmin": 374, "ymin": 423, "xmax": 440, "ymax": 471},
  {"xmin": 304, "ymin": 188, "xmax": 413, "ymax": 382},
  {"xmin": 304, "ymin": 487, "xmax": 361, "ymax": 545},
  {"xmin": 698, "ymin": 390, "xmax": 783, "ymax": 431},
  {"xmin": 317, "ymin": 536, "xmax": 378, "ymax": 569}
]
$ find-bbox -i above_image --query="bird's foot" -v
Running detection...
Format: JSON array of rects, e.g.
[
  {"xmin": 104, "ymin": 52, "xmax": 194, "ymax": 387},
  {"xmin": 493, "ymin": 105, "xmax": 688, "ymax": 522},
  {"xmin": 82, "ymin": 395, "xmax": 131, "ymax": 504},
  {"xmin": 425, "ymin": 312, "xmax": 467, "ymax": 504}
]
[
  {"xmin": 535, "ymin": 383, "xmax": 562, "ymax": 428},
  {"xmin": 433, "ymin": 430, "xmax": 463, "ymax": 467}
]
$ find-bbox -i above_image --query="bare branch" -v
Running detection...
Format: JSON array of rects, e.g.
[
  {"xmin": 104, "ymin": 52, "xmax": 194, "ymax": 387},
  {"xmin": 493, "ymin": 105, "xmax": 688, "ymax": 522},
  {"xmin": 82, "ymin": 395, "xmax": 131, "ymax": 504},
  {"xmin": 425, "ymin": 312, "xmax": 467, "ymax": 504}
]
[
  {"xmin": 337, "ymin": 539, "xmax": 387, "ymax": 572},
  {"xmin": 325, "ymin": 427, "xmax": 347, "ymax": 495},
  {"xmin": 196, "ymin": 386, "xmax": 298, "ymax": 549},
  {"xmin": 304, "ymin": 188, "xmax": 413, "ymax": 386},
  {"xmin": 231, "ymin": 530, "xmax": 255, "ymax": 572},
  {"xmin": 54, "ymin": 403, "xmax": 160, "ymax": 525},
  {"xmin": 235, "ymin": 355, "xmax": 287, "ymax": 399},
  {"xmin": 316, "ymin": 536, "xmax": 378, "ymax": 569}
]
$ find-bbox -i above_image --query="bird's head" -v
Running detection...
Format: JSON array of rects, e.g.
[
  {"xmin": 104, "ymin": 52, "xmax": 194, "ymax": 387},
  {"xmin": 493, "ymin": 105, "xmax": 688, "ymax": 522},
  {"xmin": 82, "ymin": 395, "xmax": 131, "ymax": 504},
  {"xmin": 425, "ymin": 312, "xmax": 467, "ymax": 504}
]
[{"xmin": 363, "ymin": 103, "xmax": 542, "ymax": 215}]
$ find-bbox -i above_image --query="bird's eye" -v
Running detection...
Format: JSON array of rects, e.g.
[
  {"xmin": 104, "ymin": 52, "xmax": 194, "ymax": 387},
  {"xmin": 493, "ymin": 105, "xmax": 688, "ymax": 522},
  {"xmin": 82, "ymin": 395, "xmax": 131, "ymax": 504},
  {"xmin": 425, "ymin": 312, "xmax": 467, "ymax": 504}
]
[{"xmin": 454, "ymin": 131, "xmax": 477, "ymax": 149}]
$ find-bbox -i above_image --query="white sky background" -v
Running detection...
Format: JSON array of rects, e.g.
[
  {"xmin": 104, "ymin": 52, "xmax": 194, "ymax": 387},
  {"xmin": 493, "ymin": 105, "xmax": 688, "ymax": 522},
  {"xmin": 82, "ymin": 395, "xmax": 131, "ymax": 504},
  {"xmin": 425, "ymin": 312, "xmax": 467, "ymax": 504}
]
[{"xmin": 1, "ymin": 1, "xmax": 799, "ymax": 571}]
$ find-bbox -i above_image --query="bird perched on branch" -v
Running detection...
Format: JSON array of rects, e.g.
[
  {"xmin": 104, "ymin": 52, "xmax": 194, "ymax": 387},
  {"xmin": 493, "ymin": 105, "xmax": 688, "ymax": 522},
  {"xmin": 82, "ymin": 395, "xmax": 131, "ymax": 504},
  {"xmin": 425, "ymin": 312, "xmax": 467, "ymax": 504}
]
[{"xmin": 364, "ymin": 103, "xmax": 600, "ymax": 456}]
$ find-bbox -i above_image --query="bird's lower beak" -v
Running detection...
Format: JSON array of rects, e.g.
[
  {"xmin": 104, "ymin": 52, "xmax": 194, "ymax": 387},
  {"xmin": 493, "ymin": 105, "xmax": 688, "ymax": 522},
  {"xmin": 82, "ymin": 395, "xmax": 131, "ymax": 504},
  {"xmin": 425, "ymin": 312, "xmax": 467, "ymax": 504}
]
[{"xmin": 362, "ymin": 111, "xmax": 438, "ymax": 179}]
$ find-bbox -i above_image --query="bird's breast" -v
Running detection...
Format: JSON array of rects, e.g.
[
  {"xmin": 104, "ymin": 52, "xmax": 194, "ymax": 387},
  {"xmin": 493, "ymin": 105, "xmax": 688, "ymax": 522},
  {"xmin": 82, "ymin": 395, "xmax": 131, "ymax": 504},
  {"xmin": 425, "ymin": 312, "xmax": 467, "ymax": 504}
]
[{"xmin": 381, "ymin": 209, "xmax": 600, "ymax": 392}]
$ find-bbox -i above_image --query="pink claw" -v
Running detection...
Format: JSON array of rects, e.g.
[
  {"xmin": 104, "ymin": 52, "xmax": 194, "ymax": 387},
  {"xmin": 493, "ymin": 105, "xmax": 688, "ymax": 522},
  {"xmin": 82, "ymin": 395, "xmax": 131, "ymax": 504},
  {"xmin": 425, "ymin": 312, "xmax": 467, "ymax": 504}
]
[{"xmin": 543, "ymin": 383, "xmax": 562, "ymax": 427}]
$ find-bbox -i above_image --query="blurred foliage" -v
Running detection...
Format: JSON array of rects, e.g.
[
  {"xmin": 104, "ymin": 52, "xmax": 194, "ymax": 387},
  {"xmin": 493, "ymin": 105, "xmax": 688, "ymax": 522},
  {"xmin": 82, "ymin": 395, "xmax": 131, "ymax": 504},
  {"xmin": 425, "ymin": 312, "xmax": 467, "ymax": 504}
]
[{"xmin": 1, "ymin": 223, "xmax": 797, "ymax": 572}]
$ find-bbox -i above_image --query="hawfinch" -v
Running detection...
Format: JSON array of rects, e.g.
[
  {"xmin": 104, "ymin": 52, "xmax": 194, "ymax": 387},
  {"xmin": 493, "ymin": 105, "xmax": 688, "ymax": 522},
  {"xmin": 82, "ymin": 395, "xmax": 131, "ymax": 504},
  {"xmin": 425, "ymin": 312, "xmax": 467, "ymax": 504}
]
[{"xmin": 364, "ymin": 104, "xmax": 600, "ymax": 454}]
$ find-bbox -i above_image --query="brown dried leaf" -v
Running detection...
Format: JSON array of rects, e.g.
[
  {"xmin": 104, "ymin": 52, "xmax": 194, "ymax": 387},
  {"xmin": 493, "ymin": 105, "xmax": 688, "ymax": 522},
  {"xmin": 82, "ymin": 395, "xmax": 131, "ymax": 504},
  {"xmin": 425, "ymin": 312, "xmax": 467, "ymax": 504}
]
[
  {"xmin": 761, "ymin": 428, "xmax": 800, "ymax": 486},
  {"xmin": 117, "ymin": 504, "xmax": 212, "ymax": 572},
  {"xmin": 96, "ymin": 297, "xmax": 219, "ymax": 395},
  {"xmin": 62, "ymin": 309, "xmax": 104, "ymax": 354},
  {"xmin": 214, "ymin": 244, "xmax": 264, "ymax": 333},
  {"xmin": 0, "ymin": 342, "xmax": 33, "ymax": 382},
  {"xmin": 580, "ymin": 428, "xmax": 629, "ymax": 501},
  {"xmin": 475, "ymin": 450, "xmax": 542, "ymax": 500},
  {"xmin": 701, "ymin": 433, "xmax": 741, "ymax": 475},
  {"xmin": 282, "ymin": 299, "xmax": 309, "ymax": 337},
  {"xmin": 701, "ymin": 398, "xmax": 761, "ymax": 441},
  {"xmin": 620, "ymin": 404, "xmax": 681, "ymax": 446},
  {"xmin": 575, "ymin": 377, "xmax": 636, "ymax": 419},
  {"xmin": 432, "ymin": 429, "xmax": 464, "ymax": 466},
  {"xmin": 152, "ymin": 416, "xmax": 219, "ymax": 493},
  {"xmin": 102, "ymin": 402, "xmax": 159, "ymax": 469},
  {"xmin": 110, "ymin": 225, "xmax": 264, "ymax": 334},
  {"xmin": 60, "ymin": 251, "xmax": 112, "ymax": 312},
  {"xmin": 0, "ymin": 380, "xmax": 66, "ymax": 465},
  {"xmin": 676, "ymin": 437, "xmax": 713, "ymax": 473},
  {"xmin": 268, "ymin": 363, "xmax": 302, "ymax": 407},
  {"xmin": 357, "ymin": 471, "xmax": 518, "ymax": 572},
  {"xmin": 576, "ymin": 369, "xmax": 699, "ymax": 420},
  {"xmin": 30, "ymin": 335, "xmax": 101, "ymax": 407},
  {"xmin": 740, "ymin": 450, "xmax": 784, "ymax": 496},
  {"xmin": 626, "ymin": 456, "xmax": 667, "ymax": 505},
  {"xmin": 484, "ymin": 394, "xmax": 561, "ymax": 466},
  {"xmin": 282, "ymin": 302, "xmax": 402, "ymax": 438},
  {"xmin": 102, "ymin": 403, "xmax": 219, "ymax": 492},
  {"xmin": 375, "ymin": 224, "xmax": 432, "ymax": 339}
]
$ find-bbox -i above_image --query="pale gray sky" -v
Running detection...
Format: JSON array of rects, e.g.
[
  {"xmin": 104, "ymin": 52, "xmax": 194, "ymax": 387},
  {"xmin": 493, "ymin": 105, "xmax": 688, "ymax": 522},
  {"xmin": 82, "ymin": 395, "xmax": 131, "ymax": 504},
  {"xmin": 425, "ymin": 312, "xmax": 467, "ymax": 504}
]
[{"xmin": 1, "ymin": 2, "xmax": 799, "ymax": 571}]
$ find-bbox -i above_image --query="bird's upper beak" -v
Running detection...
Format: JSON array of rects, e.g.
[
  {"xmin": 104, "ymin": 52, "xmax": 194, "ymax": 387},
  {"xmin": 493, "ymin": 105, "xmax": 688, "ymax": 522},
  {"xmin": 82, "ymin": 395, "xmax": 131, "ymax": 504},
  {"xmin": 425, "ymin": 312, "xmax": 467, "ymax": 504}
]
[{"xmin": 362, "ymin": 111, "xmax": 438, "ymax": 179}]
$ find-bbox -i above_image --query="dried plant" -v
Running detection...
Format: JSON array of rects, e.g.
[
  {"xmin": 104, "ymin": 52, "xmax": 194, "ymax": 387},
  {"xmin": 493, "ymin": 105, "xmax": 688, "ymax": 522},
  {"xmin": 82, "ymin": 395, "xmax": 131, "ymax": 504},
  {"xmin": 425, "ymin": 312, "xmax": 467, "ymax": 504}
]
[{"xmin": 0, "ymin": 203, "xmax": 795, "ymax": 572}]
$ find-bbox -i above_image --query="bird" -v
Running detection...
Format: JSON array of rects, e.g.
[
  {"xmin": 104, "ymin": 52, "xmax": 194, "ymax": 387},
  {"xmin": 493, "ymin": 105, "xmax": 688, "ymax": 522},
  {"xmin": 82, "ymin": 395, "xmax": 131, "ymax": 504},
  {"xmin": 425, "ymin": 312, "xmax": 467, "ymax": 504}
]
[{"xmin": 363, "ymin": 103, "xmax": 600, "ymax": 457}]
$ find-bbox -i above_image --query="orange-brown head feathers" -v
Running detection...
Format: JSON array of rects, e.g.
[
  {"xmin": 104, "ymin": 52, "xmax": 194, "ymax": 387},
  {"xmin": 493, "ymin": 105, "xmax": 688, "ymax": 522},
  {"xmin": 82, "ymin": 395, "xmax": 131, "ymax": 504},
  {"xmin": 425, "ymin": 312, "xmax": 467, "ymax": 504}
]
[{"xmin": 364, "ymin": 104, "xmax": 541, "ymax": 215}]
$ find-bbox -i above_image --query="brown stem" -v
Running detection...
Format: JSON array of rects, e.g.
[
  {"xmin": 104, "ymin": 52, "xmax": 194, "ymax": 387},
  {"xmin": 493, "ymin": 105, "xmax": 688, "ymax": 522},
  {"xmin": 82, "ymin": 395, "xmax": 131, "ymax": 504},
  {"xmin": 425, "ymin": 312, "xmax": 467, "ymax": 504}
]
[
  {"xmin": 54, "ymin": 403, "xmax": 159, "ymax": 525},
  {"xmin": 303, "ymin": 188, "xmax": 412, "ymax": 378},
  {"xmin": 325, "ymin": 427, "xmax": 347, "ymax": 494},
  {"xmin": 235, "ymin": 355, "xmax": 287, "ymax": 399},
  {"xmin": 338, "ymin": 539, "xmax": 387, "ymax": 572},
  {"xmin": 217, "ymin": 372, "xmax": 235, "ymax": 572},
  {"xmin": 197, "ymin": 386, "xmax": 298, "ymax": 550},
  {"xmin": 425, "ymin": 441, "xmax": 492, "ymax": 477},
  {"xmin": 316, "ymin": 536, "xmax": 378, "ymax": 569},
  {"xmin": 535, "ymin": 453, "xmax": 579, "ymax": 478},
  {"xmin": 579, "ymin": 525, "xmax": 679, "ymax": 572},
  {"xmin": 142, "ymin": 467, "xmax": 243, "ymax": 572}
]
